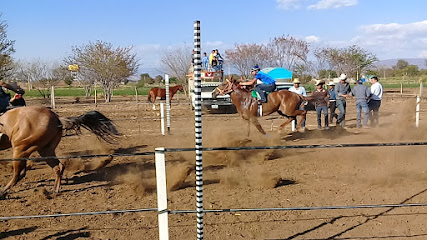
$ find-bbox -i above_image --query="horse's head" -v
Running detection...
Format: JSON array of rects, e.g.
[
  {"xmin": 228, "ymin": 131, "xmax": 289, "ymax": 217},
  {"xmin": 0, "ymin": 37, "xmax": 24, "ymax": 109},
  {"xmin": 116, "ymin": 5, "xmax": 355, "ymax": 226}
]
[
  {"xmin": 177, "ymin": 85, "xmax": 184, "ymax": 92},
  {"xmin": 212, "ymin": 76, "xmax": 238, "ymax": 99}
]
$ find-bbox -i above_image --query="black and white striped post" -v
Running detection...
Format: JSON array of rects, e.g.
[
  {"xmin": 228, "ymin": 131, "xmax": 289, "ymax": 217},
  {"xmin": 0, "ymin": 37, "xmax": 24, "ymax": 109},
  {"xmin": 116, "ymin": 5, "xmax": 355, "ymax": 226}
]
[{"xmin": 193, "ymin": 20, "xmax": 204, "ymax": 240}]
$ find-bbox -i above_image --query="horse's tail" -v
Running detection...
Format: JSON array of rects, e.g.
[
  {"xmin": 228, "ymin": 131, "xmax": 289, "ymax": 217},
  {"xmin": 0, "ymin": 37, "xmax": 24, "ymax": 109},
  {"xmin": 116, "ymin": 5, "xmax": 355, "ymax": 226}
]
[{"xmin": 68, "ymin": 111, "xmax": 119, "ymax": 144}]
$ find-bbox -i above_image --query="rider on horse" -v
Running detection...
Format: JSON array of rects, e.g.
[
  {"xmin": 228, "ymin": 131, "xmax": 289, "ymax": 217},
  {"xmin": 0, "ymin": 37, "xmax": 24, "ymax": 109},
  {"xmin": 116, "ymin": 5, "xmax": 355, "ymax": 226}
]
[
  {"xmin": 240, "ymin": 65, "xmax": 276, "ymax": 103},
  {"xmin": 0, "ymin": 81, "xmax": 25, "ymax": 113}
]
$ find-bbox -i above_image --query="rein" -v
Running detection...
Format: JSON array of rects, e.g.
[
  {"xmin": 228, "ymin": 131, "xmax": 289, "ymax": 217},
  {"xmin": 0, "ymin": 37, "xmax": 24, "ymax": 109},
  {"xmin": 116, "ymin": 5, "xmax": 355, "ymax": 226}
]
[{"xmin": 215, "ymin": 79, "xmax": 239, "ymax": 95}]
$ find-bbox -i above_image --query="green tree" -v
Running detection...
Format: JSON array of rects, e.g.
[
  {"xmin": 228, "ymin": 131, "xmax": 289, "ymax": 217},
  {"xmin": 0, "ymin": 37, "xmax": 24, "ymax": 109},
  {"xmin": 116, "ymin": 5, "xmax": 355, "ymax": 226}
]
[
  {"xmin": 154, "ymin": 75, "xmax": 163, "ymax": 84},
  {"xmin": 394, "ymin": 59, "xmax": 409, "ymax": 70},
  {"xmin": 64, "ymin": 75, "xmax": 73, "ymax": 86},
  {"xmin": 137, "ymin": 73, "xmax": 153, "ymax": 87},
  {"xmin": 0, "ymin": 14, "xmax": 15, "ymax": 81},
  {"xmin": 406, "ymin": 65, "xmax": 419, "ymax": 76},
  {"xmin": 66, "ymin": 41, "xmax": 139, "ymax": 102}
]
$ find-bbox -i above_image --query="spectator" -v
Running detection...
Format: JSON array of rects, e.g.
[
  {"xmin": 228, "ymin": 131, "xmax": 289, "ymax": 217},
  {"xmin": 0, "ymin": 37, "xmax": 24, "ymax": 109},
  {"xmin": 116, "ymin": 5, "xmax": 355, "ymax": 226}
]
[
  {"xmin": 350, "ymin": 79, "xmax": 371, "ymax": 128},
  {"xmin": 214, "ymin": 49, "xmax": 223, "ymax": 71},
  {"xmin": 327, "ymin": 82, "xmax": 337, "ymax": 124},
  {"xmin": 335, "ymin": 73, "xmax": 351, "ymax": 128},
  {"xmin": 311, "ymin": 80, "xmax": 330, "ymax": 130},
  {"xmin": 202, "ymin": 52, "xmax": 209, "ymax": 70},
  {"xmin": 288, "ymin": 78, "xmax": 307, "ymax": 130},
  {"xmin": 208, "ymin": 50, "xmax": 217, "ymax": 71},
  {"xmin": 368, "ymin": 76, "xmax": 383, "ymax": 127}
]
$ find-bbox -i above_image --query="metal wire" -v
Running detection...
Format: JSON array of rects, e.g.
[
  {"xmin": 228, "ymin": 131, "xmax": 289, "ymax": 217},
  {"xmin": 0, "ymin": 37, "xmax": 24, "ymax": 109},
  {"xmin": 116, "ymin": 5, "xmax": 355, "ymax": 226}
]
[
  {"xmin": 2, "ymin": 202, "xmax": 427, "ymax": 221},
  {"xmin": 0, "ymin": 208, "xmax": 157, "ymax": 221}
]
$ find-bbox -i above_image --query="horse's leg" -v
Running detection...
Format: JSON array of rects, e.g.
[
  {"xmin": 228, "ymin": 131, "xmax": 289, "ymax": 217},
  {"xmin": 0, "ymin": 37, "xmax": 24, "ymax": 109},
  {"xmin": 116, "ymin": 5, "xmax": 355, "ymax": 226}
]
[
  {"xmin": 1, "ymin": 147, "xmax": 32, "ymax": 197},
  {"xmin": 38, "ymin": 147, "xmax": 64, "ymax": 193},
  {"xmin": 250, "ymin": 117, "xmax": 266, "ymax": 135},
  {"xmin": 279, "ymin": 117, "xmax": 295, "ymax": 130}
]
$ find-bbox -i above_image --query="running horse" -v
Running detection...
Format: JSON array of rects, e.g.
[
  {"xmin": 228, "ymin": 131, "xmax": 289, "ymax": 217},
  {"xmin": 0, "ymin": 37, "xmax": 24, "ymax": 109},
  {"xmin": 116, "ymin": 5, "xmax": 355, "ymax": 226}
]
[
  {"xmin": 212, "ymin": 78, "xmax": 307, "ymax": 136},
  {"xmin": 148, "ymin": 84, "xmax": 184, "ymax": 103},
  {"xmin": 0, "ymin": 106, "xmax": 119, "ymax": 198}
]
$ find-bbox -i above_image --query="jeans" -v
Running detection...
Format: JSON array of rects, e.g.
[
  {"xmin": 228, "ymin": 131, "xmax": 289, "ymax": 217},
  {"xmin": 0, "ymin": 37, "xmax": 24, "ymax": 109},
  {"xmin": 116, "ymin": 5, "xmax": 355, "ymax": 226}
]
[
  {"xmin": 316, "ymin": 106, "xmax": 329, "ymax": 128},
  {"xmin": 336, "ymin": 99, "xmax": 346, "ymax": 126},
  {"xmin": 255, "ymin": 83, "xmax": 276, "ymax": 102},
  {"xmin": 329, "ymin": 100, "xmax": 337, "ymax": 123},
  {"xmin": 356, "ymin": 100, "xmax": 370, "ymax": 127},
  {"xmin": 368, "ymin": 100, "xmax": 381, "ymax": 126}
]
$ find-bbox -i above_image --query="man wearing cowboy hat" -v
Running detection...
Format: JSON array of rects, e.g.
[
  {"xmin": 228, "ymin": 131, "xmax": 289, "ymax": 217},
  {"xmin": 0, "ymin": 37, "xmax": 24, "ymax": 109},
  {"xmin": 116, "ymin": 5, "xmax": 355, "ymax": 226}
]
[
  {"xmin": 327, "ymin": 82, "xmax": 337, "ymax": 124},
  {"xmin": 289, "ymin": 78, "xmax": 307, "ymax": 129},
  {"xmin": 335, "ymin": 73, "xmax": 351, "ymax": 127},
  {"xmin": 311, "ymin": 80, "xmax": 330, "ymax": 130}
]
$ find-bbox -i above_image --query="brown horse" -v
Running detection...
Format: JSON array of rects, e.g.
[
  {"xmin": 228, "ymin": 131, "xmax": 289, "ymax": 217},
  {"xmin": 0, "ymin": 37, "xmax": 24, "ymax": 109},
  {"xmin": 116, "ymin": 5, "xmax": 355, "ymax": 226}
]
[
  {"xmin": 0, "ymin": 106, "xmax": 119, "ymax": 198},
  {"xmin": 148, "ymin": 85, "xmax": 184, "ymax": 103},
  {"xmin": 212, "ymin": 78, "xmax": 307, "ymax": 135}
]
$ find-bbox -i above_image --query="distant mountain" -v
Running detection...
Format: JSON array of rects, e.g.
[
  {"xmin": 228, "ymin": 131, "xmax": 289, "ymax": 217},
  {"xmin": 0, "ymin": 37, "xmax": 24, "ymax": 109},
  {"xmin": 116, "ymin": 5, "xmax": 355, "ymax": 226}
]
[{"xmin": 374, "ymin": 58, "xmax": 427, "ymax": 69}]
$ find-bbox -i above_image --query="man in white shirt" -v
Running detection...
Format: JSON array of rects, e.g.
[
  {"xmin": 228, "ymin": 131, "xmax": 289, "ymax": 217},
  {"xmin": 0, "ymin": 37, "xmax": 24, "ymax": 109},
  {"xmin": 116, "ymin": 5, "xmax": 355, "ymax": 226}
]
[
  {"xmin": 288, "ymin": 78, "xmax": 307, "ymax": 129},
  {"xmin": 368, "ymin": 76, "xmax": 383, "ymax": 127}
]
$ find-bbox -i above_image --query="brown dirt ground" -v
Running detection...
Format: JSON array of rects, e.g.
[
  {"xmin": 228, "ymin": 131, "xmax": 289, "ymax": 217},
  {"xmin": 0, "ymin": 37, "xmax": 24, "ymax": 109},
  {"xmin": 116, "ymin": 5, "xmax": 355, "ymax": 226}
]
[{"xmin": 2, "ymin": 93, "xmax": 427, "ymax": 240}]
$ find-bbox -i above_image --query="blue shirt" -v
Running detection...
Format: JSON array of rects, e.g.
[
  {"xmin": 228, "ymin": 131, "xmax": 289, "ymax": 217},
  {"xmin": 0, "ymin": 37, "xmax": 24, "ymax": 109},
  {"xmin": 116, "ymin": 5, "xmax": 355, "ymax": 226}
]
[
  {"xmin": 255, "ymin": 71, "xmax": 275, "ymax": 85},
  {"xmin": 202, "ymin": 56, "xmax": 208, "ymax": 65},
  {"xmin": 328, "ymin": 89, "xmax": 336, "ymax": 100}
]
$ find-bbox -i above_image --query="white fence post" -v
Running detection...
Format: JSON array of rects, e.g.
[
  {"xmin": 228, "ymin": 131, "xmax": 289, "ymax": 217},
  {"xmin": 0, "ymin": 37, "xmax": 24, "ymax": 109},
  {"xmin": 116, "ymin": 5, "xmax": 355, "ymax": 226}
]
[
  {"xmin": 155, "ymin": 147, "xmax": 169, "ymax": 240},
  {"xmin": 416, "ymin": 95, "xmax": 420, "ymax": 128},
  {"xmin": 50, "ymin": 85, "xmax": 55, "ymax": 109},
  {"xmin": 160, "ymin": 102, "xmax": 165, "ymax": 135}
]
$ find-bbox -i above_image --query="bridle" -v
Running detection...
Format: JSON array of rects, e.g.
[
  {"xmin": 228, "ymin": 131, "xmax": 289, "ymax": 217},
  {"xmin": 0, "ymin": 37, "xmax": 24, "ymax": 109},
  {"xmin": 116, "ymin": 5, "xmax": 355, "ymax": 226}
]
[{"xmin": 214, "ymin": 79, "xmax": 237, "ymax": 95}]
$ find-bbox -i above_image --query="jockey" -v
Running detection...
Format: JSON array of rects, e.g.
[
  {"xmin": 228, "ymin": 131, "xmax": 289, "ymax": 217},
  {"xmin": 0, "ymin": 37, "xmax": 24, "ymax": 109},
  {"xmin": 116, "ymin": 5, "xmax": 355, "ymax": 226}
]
[
  {"xmin": 240, "ymin": 65, "xmax": 276, "ymax": 103},
  {"xmin": 0, "ymin": 81, "xmax": 25, "ymax": 113}
]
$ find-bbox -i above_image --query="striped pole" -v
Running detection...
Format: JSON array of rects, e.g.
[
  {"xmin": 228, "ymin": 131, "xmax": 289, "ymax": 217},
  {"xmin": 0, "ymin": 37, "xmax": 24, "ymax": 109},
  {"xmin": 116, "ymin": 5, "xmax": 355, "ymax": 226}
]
[
  {"xmin": 165, "ymin": 74, "xmax": 171, "ymax": 134},
  {"xmin": 193, "ymin": 20, "xmax": 204, "ymax": 240}
]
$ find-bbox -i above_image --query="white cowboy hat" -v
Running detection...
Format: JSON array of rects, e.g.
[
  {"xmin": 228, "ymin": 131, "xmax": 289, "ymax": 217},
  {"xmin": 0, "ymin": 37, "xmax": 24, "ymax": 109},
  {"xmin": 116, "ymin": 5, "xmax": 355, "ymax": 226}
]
[
  {"xmin": 327, "ymin": 82, "xmax": 335, "ymax": 86},
  {"xmin": 339, "ymin": 73, "xmax": 347, "ymax": 80},
  {"xmin": 292, "ymin": 78, "xmax": 301, "ymax": 84}
]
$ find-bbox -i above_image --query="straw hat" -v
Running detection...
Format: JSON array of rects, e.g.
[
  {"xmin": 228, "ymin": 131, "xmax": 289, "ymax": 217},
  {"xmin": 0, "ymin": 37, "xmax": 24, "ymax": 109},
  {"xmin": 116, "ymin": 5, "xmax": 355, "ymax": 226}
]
[
  {"xmin": 292, "ymin": 78, "xmax": 301, "ymax": 84},
  {"xmin": 315, "ymin": 80, "xmax": 325, "ymax": 86},
  {"xmin": 339, "ymin": 73, "xmax": 347, "ymax": 81}
]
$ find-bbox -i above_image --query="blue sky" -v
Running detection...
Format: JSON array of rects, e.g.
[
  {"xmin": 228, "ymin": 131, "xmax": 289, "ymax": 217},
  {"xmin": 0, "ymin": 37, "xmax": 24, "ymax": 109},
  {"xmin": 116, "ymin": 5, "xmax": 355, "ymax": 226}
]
[{"xmin": 2, "ymin": 0, "xmax": 427, "ymax": 76}]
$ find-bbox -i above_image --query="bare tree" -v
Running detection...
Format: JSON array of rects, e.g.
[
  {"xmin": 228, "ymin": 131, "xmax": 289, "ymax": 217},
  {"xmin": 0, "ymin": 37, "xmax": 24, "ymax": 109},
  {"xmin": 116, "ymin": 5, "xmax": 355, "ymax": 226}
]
[
  {"xmin": 266, "ymin": 35, "xmax": 309, "ymax": 72},
  {"xmin": 66, "ymin": 41, "xmax": 139, "ymax": 102},
  {"xmin": 160, "ymin": 45, "xmax": 192, "ymax": 92},
  {"xmin": 0, "ymin": 14, "xmax": 15, "ymax": 81},
  {"xmin": 310, "ymin": 47, "xmax": 331, "ymax": 78},
  {"xmin": 225, "ymin": 43, "xmax": 269, "ymax": 78}
]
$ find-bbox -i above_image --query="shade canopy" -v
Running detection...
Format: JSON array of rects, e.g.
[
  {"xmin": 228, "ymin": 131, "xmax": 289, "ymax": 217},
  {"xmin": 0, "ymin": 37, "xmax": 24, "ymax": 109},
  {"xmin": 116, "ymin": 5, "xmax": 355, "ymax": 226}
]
[{"xmin": 260, "ymin": 67, "xmax": 292, "ymax": 82}]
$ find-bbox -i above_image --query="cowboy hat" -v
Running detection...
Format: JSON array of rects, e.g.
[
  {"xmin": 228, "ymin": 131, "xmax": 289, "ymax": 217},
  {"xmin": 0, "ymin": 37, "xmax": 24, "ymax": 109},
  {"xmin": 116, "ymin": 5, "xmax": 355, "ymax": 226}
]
[
  {"xmin": 339, "ymin": 73, "xmax": 347, "ymax": 80},
  {"xmin": 315, "ymin": 80, "xmax": 325, "ymax": 86},
  {"xmin": 327, "ymin": 82, "xmax": 335, "ymax": 86},
  {"xmin": 292, "ymin": 78, "xmax": 301, "ymax": 84}
]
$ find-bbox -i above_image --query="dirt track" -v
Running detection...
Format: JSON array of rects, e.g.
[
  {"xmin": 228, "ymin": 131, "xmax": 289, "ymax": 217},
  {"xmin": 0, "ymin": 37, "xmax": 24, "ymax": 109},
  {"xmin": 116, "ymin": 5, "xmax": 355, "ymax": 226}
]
[{"xmin": 2, "ymin": 94, "xmax": 427, "ymax": 239}]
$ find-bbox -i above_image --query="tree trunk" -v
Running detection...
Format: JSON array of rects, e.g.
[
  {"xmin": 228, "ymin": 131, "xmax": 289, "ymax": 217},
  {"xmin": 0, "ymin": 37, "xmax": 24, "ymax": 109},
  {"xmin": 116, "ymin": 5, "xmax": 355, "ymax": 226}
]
[
  {"xmin": 104, "ymin": 86, "xmax": 112, "ymax": 103},
  {"xmin": 84, "ymin": 86, "xmax": 92, "ymax": 97}
]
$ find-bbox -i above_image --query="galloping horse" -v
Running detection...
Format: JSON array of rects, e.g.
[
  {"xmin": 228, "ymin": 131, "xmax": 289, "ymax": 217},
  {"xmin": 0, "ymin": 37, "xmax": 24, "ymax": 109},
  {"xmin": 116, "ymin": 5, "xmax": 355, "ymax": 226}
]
[
  {"xmin": 212, "ymin": 78, "xmax": 307, "ymax": 136},
  {"xmin": 148, "ymin": 84, "xmax": 184, "ymax": 103},
  {"xmin": 0, "ymin": 106, "xmax": 119, "ymax": 198}
]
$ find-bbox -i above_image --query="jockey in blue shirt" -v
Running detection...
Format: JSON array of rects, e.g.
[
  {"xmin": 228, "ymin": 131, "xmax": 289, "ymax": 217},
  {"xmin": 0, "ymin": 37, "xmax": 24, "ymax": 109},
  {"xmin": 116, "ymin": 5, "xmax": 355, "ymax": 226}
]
[{"xmin": 240, "ymin": 65, "xmax": 276, "ymax": 103}]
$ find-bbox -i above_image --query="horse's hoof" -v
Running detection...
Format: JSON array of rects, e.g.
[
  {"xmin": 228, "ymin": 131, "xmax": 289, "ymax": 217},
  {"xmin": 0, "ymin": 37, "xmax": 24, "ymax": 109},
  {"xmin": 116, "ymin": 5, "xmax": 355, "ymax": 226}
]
[{"xmin": 0, "ymin": 192, "xmax": 7, "ymax": 200}]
